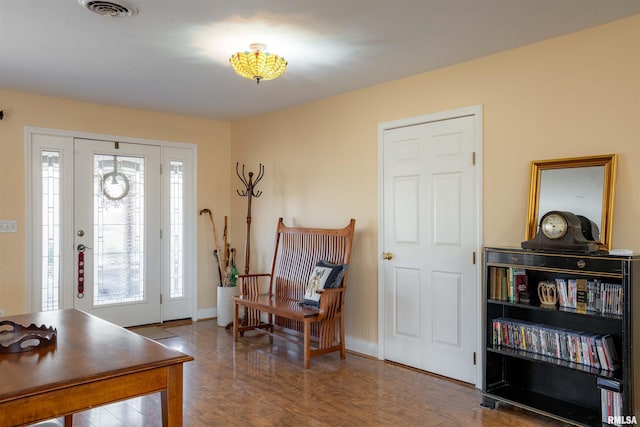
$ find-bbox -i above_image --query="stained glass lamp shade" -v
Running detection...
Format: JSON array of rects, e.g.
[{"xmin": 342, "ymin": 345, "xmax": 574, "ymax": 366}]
[{"xmin": 229, "ymin": 43, "xmax": 287, "ymax": 84}]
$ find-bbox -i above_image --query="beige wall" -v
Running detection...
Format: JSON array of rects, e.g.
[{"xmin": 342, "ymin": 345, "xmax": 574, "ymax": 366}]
[
  {"xmin": 0, "ymin": 89, "xmax": 231, "ymax": 316},
  {"xmin": 1, "ymin": 15, "xmax": 638, "ymax": 351},
  {"xmin": 230, "ymin": 15, "xmax": 640, "ymax": 349}
]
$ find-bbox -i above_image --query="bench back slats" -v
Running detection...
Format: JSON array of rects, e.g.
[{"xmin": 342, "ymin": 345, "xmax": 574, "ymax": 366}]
[{"xmin": 270, "ymin": 219, "xmax": 355, "ymax": 298}]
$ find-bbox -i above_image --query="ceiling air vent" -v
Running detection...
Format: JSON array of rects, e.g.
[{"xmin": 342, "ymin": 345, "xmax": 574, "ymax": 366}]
[{"xmin": 78, "ymin": 0, "xmax": 138, "ymax": 17}]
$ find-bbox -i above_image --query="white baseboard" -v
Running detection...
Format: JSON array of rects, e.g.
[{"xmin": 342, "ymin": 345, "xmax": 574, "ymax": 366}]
[
  {"xmin": 197, "ymin": 307, "xmax": 216, "ymax": 320},
  {"xmin": 346, "ymin": 335, "xmax": 378, "ymax": 358}
]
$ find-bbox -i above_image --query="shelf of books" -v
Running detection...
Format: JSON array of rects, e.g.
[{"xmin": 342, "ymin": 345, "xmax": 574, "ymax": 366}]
[
  {"xmin": 482, "ymin": 247, "xmax": 638, "ymax": 427},
  {"xmin": 488, "ymin": 265, "xmax": 624, "ymax": 318},
  {"xmin": 490, "ymin": 318, "xmax": 619, "ymax": 377}
]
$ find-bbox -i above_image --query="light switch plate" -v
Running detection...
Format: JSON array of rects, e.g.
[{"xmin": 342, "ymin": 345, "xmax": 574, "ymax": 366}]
[{"xmin": 0, "ymin": 220, "xmax": 17, "ymax": 233}]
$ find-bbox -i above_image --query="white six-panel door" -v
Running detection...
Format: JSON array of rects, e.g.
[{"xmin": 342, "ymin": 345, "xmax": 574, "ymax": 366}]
[{"xmin": 381, "ymin": 111, "xmax": 480, "ymax": 384}]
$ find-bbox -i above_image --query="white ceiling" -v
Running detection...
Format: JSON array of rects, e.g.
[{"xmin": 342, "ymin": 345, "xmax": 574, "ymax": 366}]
[{"xmin": 1, "ymin": 1, "xmax": 639, "ymax": 121}]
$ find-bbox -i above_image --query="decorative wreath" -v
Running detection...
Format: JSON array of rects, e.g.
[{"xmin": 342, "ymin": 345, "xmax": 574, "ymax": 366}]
[{"xmin": 101, "ymin": 170, "xmax": 130, "ymax": 201}]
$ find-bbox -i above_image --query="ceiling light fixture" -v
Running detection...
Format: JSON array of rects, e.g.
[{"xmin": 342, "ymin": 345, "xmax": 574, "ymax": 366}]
[{"xmin": 229, "ymin": 43, "xmax": 287, "ymax": 84}]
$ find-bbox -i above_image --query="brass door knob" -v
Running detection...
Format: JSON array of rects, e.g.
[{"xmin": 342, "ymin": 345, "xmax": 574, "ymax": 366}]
[{"xmin": 382, "ymin": 252, "xmax": 393, "ymax": 260}]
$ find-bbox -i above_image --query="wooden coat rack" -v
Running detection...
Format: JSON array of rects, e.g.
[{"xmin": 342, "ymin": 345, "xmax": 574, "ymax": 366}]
[{"xmin": 236, "ymin": 162, "xmax": 264, "ymax": 274}]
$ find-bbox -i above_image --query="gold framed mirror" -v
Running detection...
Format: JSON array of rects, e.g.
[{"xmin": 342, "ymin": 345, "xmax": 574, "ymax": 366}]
[{"xmin": 525, "ymin": 154, "xmax": 617, "ymax": 250}]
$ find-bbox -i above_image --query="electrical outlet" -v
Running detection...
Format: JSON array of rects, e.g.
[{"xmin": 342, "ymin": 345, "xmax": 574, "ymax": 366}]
[
  {"xmin": 0, "ymin": 309, "xmax": 5, "ymax": 317},
  {"xmin": 0, "ymin": 220, "xmax": 17, "ymax": 233}
]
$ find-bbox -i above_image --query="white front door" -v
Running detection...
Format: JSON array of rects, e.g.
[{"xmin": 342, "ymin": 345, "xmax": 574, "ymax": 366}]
[
  {"xmin": 74, "ymin": 139, "xmax": 162, "ymax": 326},
  {"xmin": 28, "ymin": 130, "xmax": 196, "ymax": 327},
  {"xmin": 380, "ymin": 110, "xmax": 480, "ymax": 384}
]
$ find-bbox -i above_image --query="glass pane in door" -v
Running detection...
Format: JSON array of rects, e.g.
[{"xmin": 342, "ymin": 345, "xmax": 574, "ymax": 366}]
[
  {"xmin": 93, "ymin": 154, "xmax": 145, "ymax": 306},
  {"xmin": 169, "ymin": 160, "xmax": 184, "ymax": 298},
  {"xmin": 41, "ymin": 150, "xmax": 61, "ymax": 311}
]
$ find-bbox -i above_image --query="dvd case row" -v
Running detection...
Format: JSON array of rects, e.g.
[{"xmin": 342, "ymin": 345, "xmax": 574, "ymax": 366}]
[
  {"xmin": 555, "ymin": 278, "xmax": 623, "ymax": 315},
  {"xmin": 598, "ymin": 377, "xmax": 624, "ymax": 425},
  {"xmin": 491, "ymin": 317, "xmax": 619, "ymax": 371}
]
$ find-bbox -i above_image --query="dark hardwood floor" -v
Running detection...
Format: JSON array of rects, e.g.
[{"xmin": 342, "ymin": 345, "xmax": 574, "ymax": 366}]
[{"xmin": 37, "ymin": 319, "xmax": 564, "ymax": 426}]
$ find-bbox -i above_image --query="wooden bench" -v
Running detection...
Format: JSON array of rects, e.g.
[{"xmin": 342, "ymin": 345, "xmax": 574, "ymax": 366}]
[{"xmin": 232, "ymin": 218, "xmax": 355, "ymax": 368}]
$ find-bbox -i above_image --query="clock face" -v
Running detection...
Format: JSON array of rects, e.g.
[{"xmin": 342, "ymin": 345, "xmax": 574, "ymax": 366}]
[{"xmin": 541, "ymin": 213, "xmax": 568, "ymax": 239}]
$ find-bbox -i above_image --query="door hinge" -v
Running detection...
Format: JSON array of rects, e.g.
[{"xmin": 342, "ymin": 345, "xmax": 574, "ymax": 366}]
[
  {"xmin": 160, "ymin": 228, "xmax": 163, "ymax": 239},
  {"xmin": 473, "ymin": 352, "xmax": 477, "ymax": 365},
  {"xmin": 160, "ymin": 294, "xmax": 163, "ymax": 304},
  {"xmin": 160, "ymin": 163, "xmax": 163, "ymax": 174},
  {"xmin": 473, "ymin": 251, "xmax": 476, "ymax": 265},
  {"xmin": 472, "ymin": 151, "xmax": 476, "ymax": 165}
]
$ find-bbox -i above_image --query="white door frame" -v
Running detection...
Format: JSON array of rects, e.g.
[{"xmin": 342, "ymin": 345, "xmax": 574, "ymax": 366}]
[
  {"xmin": 24, "ymin": 126, "xmax": 199, "ymax": 322},
  {"xmin": 377, "ymin": 105, "xmax": 483, "ymax": 387}
]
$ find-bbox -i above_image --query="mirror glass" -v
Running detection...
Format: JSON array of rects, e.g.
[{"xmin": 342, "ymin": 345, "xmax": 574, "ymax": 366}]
[{"xmin": 526, "ymin": 155, "xmax": 617, "ymax": 250}]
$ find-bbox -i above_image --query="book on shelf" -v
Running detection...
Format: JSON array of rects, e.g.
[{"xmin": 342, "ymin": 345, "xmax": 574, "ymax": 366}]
[
  {"xmin": 598, "ymin": 377, "xmax": 623, "ymax": 425},
  {"xmin": 491, "ymin": 317, "xmax": 619, "ymax": 372},
  {"xmin": 576, "ymin": 278, "xmax": 588, "ymax": 313},
  {"xmin": 587, "ymin": 334, "xmax": 601, "ymax": 369},
  {"xmin": 508, "ymin": 268, "xmax": 515, "ymax": 303},
  {"xmin": 600, "ymin": 389, "xmax": 623, "ymax": 425},
  {"xmin": 554, "ymin": 278, "xmax": 623, "ymax": 316},
  {"xmin": 500, "ymin": 268, "xmax": 508, "ymax": 302},
  {"xmin": 556, "ymin": 278, "xmax": 568, "ymax": 307},
  {"xmin": 597, "ymin": 377, "xmax": 622, "ymax": 393},
  {"xmin": 488, "ymin": 266, "xmax": 507, "ymax": 301},
  {"xmin": 514, "ymin": 268, "xmax": 527, "ymax": 303},
  {"xmin": 488, "ymin": 266, "xmax": 528, "ymax": 303},
  {"xmin": 596, "ymin": 337, "xmax": 609, "ymax": 371},
  {"xmin": 587, "ymin": 280, "xmax": 602, "ymax": 312},
  {"xmin": 568, "ymin": 279, "xmax": 577, "ymax": 308},
  {"xmin": 489, "ymin": 266, "xmax": 498, "ymax": 299},
  {"xmin": 603, "ymin": 282, "xmax": 624, "ymax": 315},
  {"xmin": 602, "ymin": 334, "xmax": 620, "ymax": 371}
]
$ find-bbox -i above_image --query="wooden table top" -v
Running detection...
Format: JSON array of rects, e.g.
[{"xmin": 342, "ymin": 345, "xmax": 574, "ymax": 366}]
[{"xmin": 0, "ymin": 309, "xmax": 193, "ymax": 402}]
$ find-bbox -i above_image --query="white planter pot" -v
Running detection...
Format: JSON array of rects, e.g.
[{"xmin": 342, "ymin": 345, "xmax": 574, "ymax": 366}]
[{"xmin": 217, "ymin": 286, "xmax": 239, "ymax": 327}]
